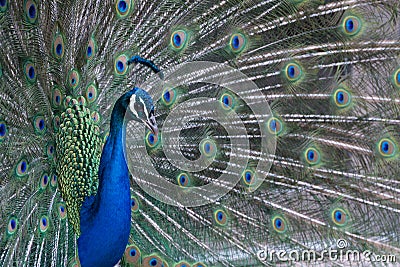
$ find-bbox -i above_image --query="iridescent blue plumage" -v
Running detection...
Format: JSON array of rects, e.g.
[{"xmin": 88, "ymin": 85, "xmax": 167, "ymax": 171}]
[{"xmin": 77, "ymin": 87, "xmax": 157, "ymax": 267}]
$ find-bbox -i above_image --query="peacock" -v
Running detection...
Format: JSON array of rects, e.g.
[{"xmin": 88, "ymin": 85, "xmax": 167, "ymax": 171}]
[{"xmin": 1, "ymin": 0, "xmax": 400, "ymax": 266}]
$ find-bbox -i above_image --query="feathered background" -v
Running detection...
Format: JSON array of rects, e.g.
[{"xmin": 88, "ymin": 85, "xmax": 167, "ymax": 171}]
[{"xmin": 1, "ymin": 0, "xmax": 399, "ymax": 266}]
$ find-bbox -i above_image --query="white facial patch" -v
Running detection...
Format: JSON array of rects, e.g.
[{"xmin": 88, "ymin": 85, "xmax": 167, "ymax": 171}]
[
  {"xmin": 139, "ymin": 97, "xmax": 149, "ymax": 118},
  {"xmin": 129, "ymin": 94, "xmax": 138, "ymax": 117}
]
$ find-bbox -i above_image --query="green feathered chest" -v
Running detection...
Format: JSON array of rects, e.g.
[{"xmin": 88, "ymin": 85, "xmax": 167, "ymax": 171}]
[{"xmin": 56, "ymin": 98, "xmax": 102, "ymax": 236}]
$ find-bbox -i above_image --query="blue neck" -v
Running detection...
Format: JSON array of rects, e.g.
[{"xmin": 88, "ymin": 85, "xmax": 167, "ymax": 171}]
[{"xmin": 78, "ymin": 93, "xmax": 134, "ymax": 267}]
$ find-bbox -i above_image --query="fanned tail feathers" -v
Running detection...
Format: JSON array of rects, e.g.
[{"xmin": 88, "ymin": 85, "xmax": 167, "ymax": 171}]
[{"xmin": 1, "ymin": 0, "xmax": 400, "ymax": 266}]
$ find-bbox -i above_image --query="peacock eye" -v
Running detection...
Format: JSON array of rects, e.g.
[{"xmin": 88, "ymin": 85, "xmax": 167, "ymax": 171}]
[
  {"xmin": 272, "ymin": 216, "xmax": 287, "ymax": 233},
  {"xmin": 170, "ymin": 30, "xmax": 188, "ymax": 51},
  {"xmin": 333, "ymin": 88, "xmax": 352, "ymax": 108},
  {"xmin": 377, "ymin": 138, "xmax": 397, "ymax": 158},
  {"xmin": 115, "ymin": 0, "xmax": 133, "ymax": 18},
  {"xmin": 124, "ymin": 245, "xmax": 141, "ymax": 265},
  {"xmin": 25, "ymin": 0, "xmax": 37, "ymax": 24},
  {"xmin": 342, "ymin": 15, "xmax": 361, "ymax": 36},
  {"xmin": 229, "ymin": 33, "xmax": 246, "ymax": 53},
  {"xmin": 86, "ymin": 37, "xmax": 97, "ymax": 60},
  {"xmin": 52, "ymin": 33, "xmax": 65, "ymax": 59},
  {"xmin": 285, "ymin": 62, "xmax": 303, "ymax": 81},
  {"xmin": 304, "ymin": 147, "xmax": 321, "ymax": 165},
  {"xmin": 331, "ymin": 208, "xmax": 349, "ymax": 226},
  {"xmin": 134, "ymin": 102, "xmax": 145, "ymax": 116},
  {"xmin": 213, "ymin": 209, "xmax": 228, "ymax": 226},
  {"xmin": 114, "ymin": 54, "xmax": 128, "ymax": 75},
  {"xmin": 0, "ymin": 0, "xmax": 7, "ymax": 12}
]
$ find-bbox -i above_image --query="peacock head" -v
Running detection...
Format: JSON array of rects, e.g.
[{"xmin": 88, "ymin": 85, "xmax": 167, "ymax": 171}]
[{"xmin": 126, "ymin": 87, "xmax": 158, "ymax": 136}]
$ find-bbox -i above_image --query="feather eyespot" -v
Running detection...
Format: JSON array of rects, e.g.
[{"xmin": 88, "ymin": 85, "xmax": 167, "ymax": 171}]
[
  {"xmin": 57, "ymin": 203, "xmax": 67, "ymax": 219},
  {"xmin": 33, "ymin": 115, "xmax": 46, "ymax": 134},
  {"xmin": 51, "ymin": 174, "xmax": 57, "ymax": 187},
  {"xmin": 24, "ymin": 61, "xmax": 36, "ymax": 83},
  {"xmin": 229, "ymin": 33, "xmax": 246, "ymax": 53},
  {"xmin": 130, "ymin": 248, "xmax": 136, "ymax": 256},
  {"xmin": 177, "ymin": 173, "xmax": 190, "ymax": 187},
  {"xmin": 52, "ymin": 34, "xmax": 65, "ymax": 59},
  {"xmin": 0, "ymin": 0, "xmax": 8, "ymax": 12},
  {"xmin": 40, "ymin": 173, "xmax": 49, "ymax": 189},
  {"xmin": 52, "ymin": 87, "xmax": 63, "ymax": 107},
  {"xmin": 39, "ymin": 215, "xmax": 49, "ymax": 233},
  {"xmin": 85, "ymin": 83, "xmax": 98, "ymax": 104},
  {"xmin": 28, "ymin": 66, "xmax": 35, "ymax": 79},
  {"xmin": 46, "ymin": 142, "xmax": 55, "ymax": 158},
  {"xmin": 272, "ymin": 216, "xmax": 287, "ymax": 233},
  {"xmin": 267, "ymin": 117, "xmax": 283, "ymax": 135},
  {"xmin": 192, "ymin": 263, "xmax": 207, "ymax": 267},
  {"xmin": 116, "ymin": 61, "xmax": 124, "ymax": 72},
  {"xmin": 377, "ymin": 138, "xmax": 397, "ymax": 158},
  {"xmin": 242, "ymin": 169, "xmax": 255, "ymax": 186},
  {"xmin": 87, "ymin": 46, "xmax": 93, "ymax": 58},
  {"xmin": 115, "ymin": 0, "xmax": 133, "ymax": 18},
  {"xmin": 162, "ymin": 87, "xmax": 177, "ymax": 106},
  {"xmin": 150, "ymin": 258, "xmax": 158, "ymax": 266},
  {"xmin": 25, "ymin": 0, "xmax": 37, "ymax": 23},
  {"xmin": 68, "ymin": 69, "xmax": 80, "ymax": 90},
  {"xmin": 143, "ymin": 255, "xmax": 165, "ymax": 267},
  {"xmin": 214, "ymin": 209, "xmax": 228, "ymax": 226},
  {"xmin": 333, "ymin": 88, "xmax": 351, "ymax": 108},
  {"xmin": 304, "ymin": 147, "xmax": 320, "ymax": 165},
  {"xmin": 55, "ymin": 44, "xmax": 63, "ymax": 56},
  {"xmin": 284, "ymin": 63, "xmax": 302, "ymax": 82},
  {"xmin": 343, "ymin": 16, "xmax": 361, "ymax": 36},
  {"xmin": 199, "ymin": 138, "xmax": 217, "ymax": 159},
  {"xmin": 170, "ymin": 30, "xmax": 188, "ymax": 51},
  {"xmin": 146, "ymin": 131, "xmax": 159, "ymax": 148},
  {"xmin": 118, "ymin": 0, "xmax": 127, "ymax": 12},
  {"xmin": 91, "ymin": 111, "xmax": 100, "ymax": 124},
  {"xmin": 53, "ymin": 116, "xmax": 60, "ymax": 131},
  {"xmin": 220, "ymin": 92, "xmax": 235, "ymax": 110},
  {"xmin": 131, "ymin": 197, "xmax": 139, "ymax": 212},
  {"xmin": 331, "ymin": 208, "xmax": 348, "ymax": 226},
  {"xmin": 0, "ymin": 121, "xmax": 7, "ymax": 141},
  {"xmin": 0, "ymin": 122, "xmax": 5, "ymax": 136},
  {"xmin": 86, "ymin": 37, "xmax": 97, "ymax": 60},
  {"xmin": 15, "ymin": 158, "xmax": 28, "ymax": 177},
  {"xmin": 114, "ymin": 54, "xmax": 128, "ymax": 75},
  {"xmin": 7, "ymin": 217, "xmax": 18, "ymax": 235},
  {"xmin": 124, "ymin": 245, "xmax": 141, "ymax": 264}
]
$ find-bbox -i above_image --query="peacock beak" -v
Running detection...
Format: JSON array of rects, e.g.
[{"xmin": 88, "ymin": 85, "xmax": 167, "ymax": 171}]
[{"xmin": 143, "ymin": 114, "xmax": 158, "ymax": 136}]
